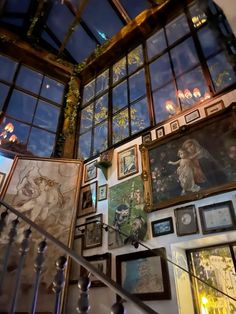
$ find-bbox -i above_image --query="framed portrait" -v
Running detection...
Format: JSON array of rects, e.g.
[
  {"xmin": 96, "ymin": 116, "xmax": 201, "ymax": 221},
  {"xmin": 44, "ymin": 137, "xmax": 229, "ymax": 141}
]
[
  {"xmin": 184, "ymin": 109, "xmax": 200, "ymax": 124},
  {"xmin": 199, "ymin": 201, "xmax": 236, "ymax": 234},
  {"xmin": 170, "ymin": 120, "xmax": 179, "ymax": 132},
  {"xmin": 78, "ymin": 182, "xmax": 97, "ymax": 218},
  {"xmin": 0, "ymin": 156, "xmax": 83, "ymax": 313},
  {"xmin": 98, "ymin": 184, "xmax": 108, "ymax": 201},
  {"xmin": 204, "ymin": 100, "xmax": 224, "ymax": 117},
  {"xmin": 142, "ymin": 132, "xmax": 152, "ymax": 144},
  {"xmin": 0, "ymin": 171, "xmax": 6, "ymax": 190},
  {"xmin": 83, "ymin": 213, "xmax": 103, "ymax": 249},
  {"xmin": 80, "ymin": 253, "xmax": 111, "ymax": 287},
  {"xmin": 151, "ymin": 217, "xmax": 174, "ymax": 237},
  {"xmin": 117, "ymin": 145, "xmax": 139, "ymax": 180},
  {"xmin": 156, "ymin": 126, "xmax": 165, "ymax": 139},
  {"xmin": 116, "ymin": 248, "xmax": 171, "ymax": 300},
  {"xmin": 140, "ymin": 105, "xmax": 236, "ymax": 211},
  {"xmin": 175, "ymin": 205, "xmax": 198, "ymax": 236},
  {"xmin": 84, "ymin": 160, "xmax": 97, "ymax": 182}
]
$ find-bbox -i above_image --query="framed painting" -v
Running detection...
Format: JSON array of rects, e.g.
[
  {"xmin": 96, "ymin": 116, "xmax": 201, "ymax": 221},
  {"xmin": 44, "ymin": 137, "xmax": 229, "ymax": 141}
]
[
  {"xmin": 98, "ymin": 184, "xmax": 108, "ymax": 201},
  {"xmin": 140, "ymin": 105, "xmax": 236, "ymax": 211},
  {"xmin": 83, "ymin": 213, "xmax": 103, "ymax": 250},
  {"xmin": 204, "ymin": 100, "xmax": 224, "ymax": 117},
  {"xmin": 151, "ymin": 217, "xmax": 174, "ymax": 237},
  {"xmin": 78, "ymin": 182, "xmax": 97, "ymax": 218},
  {"xmin": 175, "ymin": 205, "xmax": 198, "ymax": 236},
  {"xmin": 84, "ymin": 160, "xmax": 97, "ymax": 182},
  {"xmin": 108, "ymin": 175, "xmax": 147, "ymax": 250},
  {"xmin": 0, "ymin": 156, "xmax": 83, "ymax": 313},
  {"xmin": 142, "ymin": 132, "xmax": 152, "ymax": 144},
  {"xmin": 117, "ymin": 145, "xmax": 139, "ymax": 180},
  {"xmin": 116, "ymin": 248, "xmax": 171, "ymax": 300},
  {"xmin": 80, "ymin": 253, "xmax": 111, "ymax": 287},
  {"xmin": 0, "ymin": 171, "xmax": 6, "ymax": 190},
  {"xmin": 199, "ymin": 201, "xmax": 236, "ymax": 234},
  {"xmin": 184, "ymin": 109, "xmax": 200, "ymax": 124}
]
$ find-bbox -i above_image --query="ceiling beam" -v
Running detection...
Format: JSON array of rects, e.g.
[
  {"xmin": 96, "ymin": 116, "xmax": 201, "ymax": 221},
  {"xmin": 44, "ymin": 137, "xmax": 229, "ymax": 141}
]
[{"xmin": 109, "ymin": 0, "xmax": 131, "ymax": 24}]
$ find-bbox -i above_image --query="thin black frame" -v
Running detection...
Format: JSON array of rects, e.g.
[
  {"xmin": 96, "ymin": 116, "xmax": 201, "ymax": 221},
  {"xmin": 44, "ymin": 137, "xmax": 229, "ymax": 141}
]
[
  {"xmin": 184, "ymin": 109, "xmax": 200, "ymax": 124},
  {"xmin": 175, "ymin": 205, "xmax": 199, "ymax": 236},
  {"xmin": 83, "ymin": 213, "xmax": 103, "ymax": 249},
  {"xmin": 151, "ymin": 217, "xmax": 174, "ymax": 237}
]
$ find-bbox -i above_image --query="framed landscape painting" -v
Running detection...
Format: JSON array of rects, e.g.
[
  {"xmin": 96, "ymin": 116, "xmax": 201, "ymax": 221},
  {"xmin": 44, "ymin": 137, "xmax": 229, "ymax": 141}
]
[
  {"xmin": 0, "ymin": 156, "xmax": 82, "ymax": 313},
  {"xmin": 140, "ymin": 105, "xmax": 236, "ymax": 211}
]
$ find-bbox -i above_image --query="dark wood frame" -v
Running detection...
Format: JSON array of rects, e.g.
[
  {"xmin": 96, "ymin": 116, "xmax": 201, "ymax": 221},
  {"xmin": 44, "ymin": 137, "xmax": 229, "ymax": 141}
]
[
  {"xmin": 0, "ymin": 172, "xmax": 6, "ymax": 190},
  {"xmin": 204, "ymin": 100, "xmax": 224, "ymax": 117},
  {"xmin": 140, "ymin": 106, "xmax": 236, "ymax": 212},
  {"xmin": 84, "ymin": 160, "xmax": 97, "ymax": 182},
  {"xmin": 151, "ymin": 217, "xmax": 174, "ymax": 237},
  {"xmin": 80, "ymin": 253, "xmax": 112, "ymax": 287},
  {"xmin": 175, "ymin": 205, "xmax": 199, "ymax": 236},
  {"xmin": 156, "ymin": 126, "xmax": 165, "ymax": 139},
  {"xmin": 116, "ymin": 248, "xmax": 171, "ymax": 301},
  {"xmin": 117, "ymin": 144, "xmax": 139, "ymax": 180},
  {"xmin": 78, "ymin": 182, "xmax": 97, "ymax": 218},
  {"xmin": 199, "ymin": 200, "xmax": 236, "ymax": 234},
  {"xmin": 98, "ymin": 184, "xmax": 108, "ymax": 201},
  {"xmin": 184, "ymin": 109, "xmax": 200, "ymax": 124},
  {"xmin": 142, "ymin": 132, "xmax": 152, "ymax": 144},
  {"xmin": 83, "ymin": 213, "xmax": 103, "ymax": 249}
]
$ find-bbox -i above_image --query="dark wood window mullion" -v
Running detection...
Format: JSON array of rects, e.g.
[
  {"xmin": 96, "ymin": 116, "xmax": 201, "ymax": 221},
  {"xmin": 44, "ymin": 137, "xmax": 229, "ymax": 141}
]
[
  {"xmin": 126, "ymin": 56, "xmax": 132, "ymax": 137},
  {"xmin": 108, "ymin": 67, "xmax": 113, "ymax": 147}
]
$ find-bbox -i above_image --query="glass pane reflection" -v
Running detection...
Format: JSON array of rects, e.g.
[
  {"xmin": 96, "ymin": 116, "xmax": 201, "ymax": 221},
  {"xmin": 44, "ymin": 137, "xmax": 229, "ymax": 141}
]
[
  {"xmin": 80, "ymin": 104, "xmax": 93, "ymax": 133},
  {"xmin": 150, "ymin": 53, "xmax": 173, "ymax": 90},
  {"xmin": 28, "ymin": 127, "xmax": 55, "ymax": 157},
  {"xmin": 128, "ymin": 45, "xmax": 143, "ymax": 74},
  {"xmin": 166, "ymin": 14, "xmax": 190, "ymax": 45},
  {"xmin": 78, "ymin": 131, "xmax": 92, "ymax": 160},
  {"xmin": 112, "ymin": 80, "xmax": 128, "ymax": 114},
  {"xmin": 0, "ymin": 83, "xmax": 10, "ymax": 111},
  {"xmin": 96, "ymin": 70, "xmax": 109, "ymax": 95},
  {"xmin": 40, "ymin": 77, "xmax": 65, "ymax": 104},
  {"xmin": 94, "ymin": 94, "xmax": 108, "ymax": 124},
  {"xmin": 112, "ymin": 108, "xmax": 129, "ymax": 144},
  {"xmin": 83, "ymin": 79, "xmax": 95, "ymax": 105},
  {"xmin": 147, "ymin": 28, "xmax": 167, "ymax": 60},
  {"xmin": 112, "ymin": 57, "xmax": 127, "ymax": 84},
  {"xmin": 129, "ymin": 69, "xmax": 146, "ymax": 102},
  {"xmin": 33, "ymin": 101, "xmax": 60, "ymax": 132},
  {"xmin": 198, "ymin": 26, "xmax": 222, "ymax": 58},
  {"xmin": 0, "ymin": 55, "xmax": 18, "ymax": 82},
  {"xmin": 131, "ymin": 97, "xmax": 150, "ymax": 135},
  {"xmin": 93, "ymin": 121, "xmax": 108, "ymax": 155},
  {"xmin": 16, "ymin": 66, "xmax": 43, "ymax": 94}
]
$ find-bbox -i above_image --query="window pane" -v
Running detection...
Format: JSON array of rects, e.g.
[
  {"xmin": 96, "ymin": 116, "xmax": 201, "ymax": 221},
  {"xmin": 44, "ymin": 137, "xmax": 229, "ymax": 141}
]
[
  {"xmin": 131, "ymin": 97, "xmax": 150, "ymax": 135},
  {"xmin": 33, "ymin": 101, "xmax": 60, "ymax": 132},
  {"xmin": 153, "ymin": 82, "xmax": 179, "ymax": 124},
  {"xmin": 0, "ymin": 117, "xmax": 30, "ymax": 144},
  {"xmin": 147, "ymin": 28, "xmax": 167, "ymax": 60},
  {"xmin": 96, "ymin": 69, "xmax": 109, "ymax": 96},
  {"xmin": 0, "ymin": 55, "xmax": 18, "ymax": 82},
  {"xmin": 28, "ymin": 127, "xmax": 55, "ymax": 157},
  {"xmin": 112, "ymin": 108, "xmax": 129, "ymax": 144},
  {"xmin": 40, "ymin": 76, "xmax": 64, "ymax": 104},
  {"xmin": 16, "ymin": 66, "xmax": 43, "ymax": 94},
  {"xmin": 189, "ymin": 246, "xmax": 236, "ymax": 314},
  {"xmin": 189, "ymin": 3, "xmax": 207, "ymax": 29},
  {"xmin": 6, "ymin": 90, "xmax": 37, "ymax": 123},
  {"xmin": 80, "ymin": 104, "xmax": 93, "ymax": 133},
  {"xmin": 129, "ymin": 69, "xmax": 146, "ymax": 102},
  {"xmin": 78, "ymin": 131, "xmax": 92, "ymax": 160},
  {"xmin": 83, "ymin": 79, "xmax": 95, "ymax": 105},
  {"xmin": 171, "ymin": 38, "xmax": 199, "ymax": 76},
  {"xmin": 94, "ymin": 94, "xmax": 108, "ymax": 124},
  {"xmin": 112, "ymin": 57, "xmax": 127, "ymax": 84},
  {"xmin": 176, "ymin": 66, "xmax": 209, "ymax": 110},
  {"xmin": 112, "ymin": 80, "xmax": 128, "ymax": 114},
  {"xmin": 93, "ymin": 121, "xmax": 108, "ymax": 155},
  {"xmin": 128, "ymin": 45, "xmax": 143, "ymax": 74},
  {"xmin": 198, "ymin": 26, "xmax": 223, "ymax": 58},
  {"xmin": 207, "ymin": 51, "xmax": 236, "ymax": 92},
  {"xmin": 0, "ymin": 83, "xmax": 10, "ymax": 111},
  {"xmin": 166, "ymin": 14, "xmax": 190, "ymax": 45},
  {"xmin": 150, "ymin": 53, "xmax": 173, "ymax": 90}
]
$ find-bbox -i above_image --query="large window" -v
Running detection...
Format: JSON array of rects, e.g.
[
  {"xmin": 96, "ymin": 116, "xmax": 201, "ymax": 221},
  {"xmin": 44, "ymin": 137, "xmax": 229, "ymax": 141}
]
[
  {"xmin": 78, "ymin": 0, "xmax": 236, "ymax": 160},
  {"xmin": 0, "ymin": 55, "xmax": 65, "ymax": 157},
  {"xmin": 187, "ymin": 243, "xmax": 236, "ymax": 314}
]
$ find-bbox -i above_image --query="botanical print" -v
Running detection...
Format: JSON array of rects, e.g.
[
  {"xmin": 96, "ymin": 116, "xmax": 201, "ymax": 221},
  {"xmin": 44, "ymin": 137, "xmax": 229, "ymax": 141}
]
[
  {"xmin": 0, "ymin": 157, "xmax": 82, "ymax": 312},
  {"xmin": 108, "ymin": 175, "xmax": 147, "ymax": 249},
  {"xmin": 149, "ymin": 111, "xmax": 236, "ymax": 206}
]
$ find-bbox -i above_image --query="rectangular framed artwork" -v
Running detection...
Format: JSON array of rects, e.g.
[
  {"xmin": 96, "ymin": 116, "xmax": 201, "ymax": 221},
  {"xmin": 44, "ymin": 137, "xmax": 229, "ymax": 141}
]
[
  {"xmin": 204, "ymin": 100, "xmax": 224, "ymax": 117},
  {"xmin": 83, "ymin": 213, "xmax": 103, "ymax": 250},
  {"xmin": 117, "ymin": 145, "xmax": 139, "ymax": 180},
  {"xmin": 175, "ymin": 205, "xmax": 198, "ymax": 236},
  {"xmin": 78, "ymin": 182, "xmax": 97, "ymax": 217},
  {"xmin": 84, "ymin": 160, "xmax": 97, "ymax": 182},
  {"xmin": 142, "ymin": 132, "xmax": 152, "ymax": 144},
  {"xmin": 140, "ymin": 105, "xmax": 236, "ymax": 211},
  {"xmin": 116, "ymin": 248, "xmax": 171, "ymax": 300},
  {"xmin": 199, "ymin": 200, "xmax": 236, "ymax": 234},
  {"xmin": 184, "ymin": 109, "xmax": 200, "ymax": 124},
  {"xmin": 156, "ymin": 126, "xmax": 165, "ymax": 139},
  {"xmin": 151, "ymin": 217, "xmax": 174, "ymax": 237},
  {"xmin": 98, "ymin": 184, "xmax": 108, "ymax": 201}
]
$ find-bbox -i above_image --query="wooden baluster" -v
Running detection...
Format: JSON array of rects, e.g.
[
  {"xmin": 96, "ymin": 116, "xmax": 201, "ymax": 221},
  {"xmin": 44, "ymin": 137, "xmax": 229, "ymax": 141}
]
[
  {"xmin": 10, "ymin": 227, "xmax": 32, "ymax": 314},
  {"xmin": 0, "ymin": 218, "xmax": 19, "ymax": 293},
  {"xmin": 111, "ymin": 302, "xmax": 126, "ymax": 314},
  {"xmin": 76, "ymin": 275, "xmax": 91, "ymax": 314},
  {"xmin": 30, "ymin": 239, "xmax": 47, "ymax": 314},
  {"xmin": 53, "ymin": 256, "xmax": 67, "ymax": 314},
  {"xmin": 0, "ymin": 210, "xmax": 8, "ymax": 234}
]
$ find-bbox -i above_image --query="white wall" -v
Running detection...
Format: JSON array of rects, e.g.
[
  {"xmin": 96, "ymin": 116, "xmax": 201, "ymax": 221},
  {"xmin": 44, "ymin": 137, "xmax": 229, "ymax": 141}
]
[{"xmin": 0, "ymin": 154, "xmax": 14, "ymax": 194}]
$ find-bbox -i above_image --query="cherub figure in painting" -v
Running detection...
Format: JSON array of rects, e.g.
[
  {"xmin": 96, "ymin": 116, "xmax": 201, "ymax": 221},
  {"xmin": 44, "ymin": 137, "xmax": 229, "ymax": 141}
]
[{"xmin": 168, "ymin": 148, "xmax": 200, "ymax": 195}]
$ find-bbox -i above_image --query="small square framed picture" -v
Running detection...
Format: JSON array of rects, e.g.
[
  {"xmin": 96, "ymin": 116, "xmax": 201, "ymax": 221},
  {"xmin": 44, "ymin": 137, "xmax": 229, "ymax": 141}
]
[
  {"xmin": 78, "ymin": 182, "xmax": 97, "ymax": 218},
  {"xmin": 175, "ymin": 205, "xmax": 198, "ymax": 236},
  {"xmin": 84, "ymin": 160, "xmax": 97, "ymax": 182},
  {"xmin": 156, "ymin": 126, "xmax": 165, "ymax": 139},
  {"xmin": 199, "ymin": 201, "xmax": 236, "ymax": 234},
  {"xmin": 117, "ymin": 145, "xmax": 139, "ymax": 180},
  {"xmin": 184, "ymin": 109, "xmax": 200, "ymax": 124},
  {"xmin": 151, "ymin": 217, "xmax": 174, "ymax": 237},
  {"xmin": 142, "ymin": 132, "xmax": 152, "ymax": 144},
  {"xmin": 170, "ymin": 120, "xmax": 179, "ymax": 132},
  {"xmin": 98, "ymin": 184, "xmax": 108, "ymax": 201},
  {"xmin": 204, "ymin": 100, "xmax": 224, "ymax": 116},
  {"xmin": 83, "ymin": 213, "xmax": 103, "ymax": 249}
]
